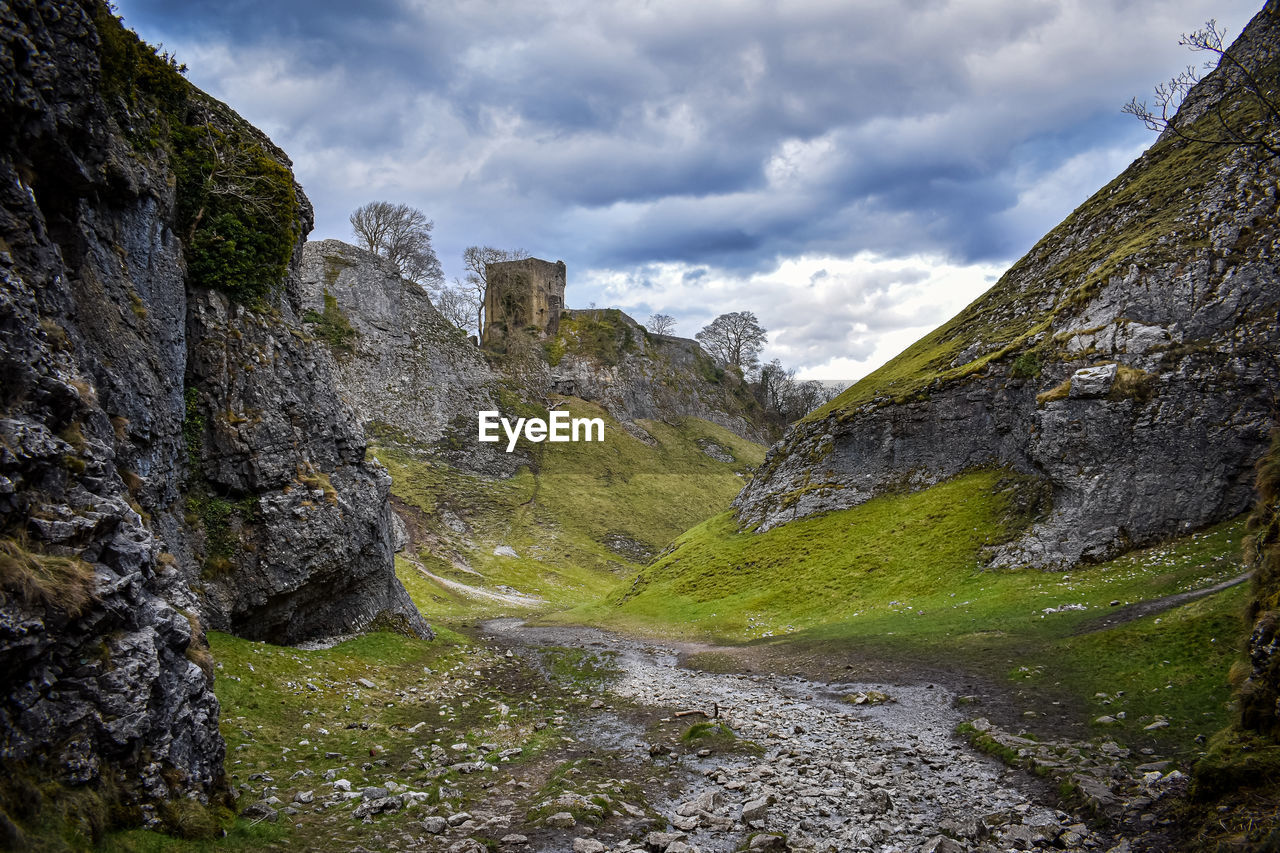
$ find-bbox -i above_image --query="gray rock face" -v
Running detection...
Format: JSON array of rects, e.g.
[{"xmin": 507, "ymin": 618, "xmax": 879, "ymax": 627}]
[
  {"xmin": 300, "ymin": 244, "xmax": 769, "ymax": 472},
  {"xmin": 0, "ymin": 0, "xmax": 225, "ymax": 819},
  {"xmin": 1067, "ymin": 363, "xmax": 1117, "ymax": 399},
  {"xmin": 186, "ymin": 287, "xmax": 430, "ymax": 643},
  {"xmin": 735, "ymin": 8, "xmax": 1280, "ymax": 567},
  {"xmin": 298, "ymin": 240, "xmax": 517, "ymax": 475},
  {"xmin": 0, "ymin": 0, "xmax": 427, "ymax": 827}
]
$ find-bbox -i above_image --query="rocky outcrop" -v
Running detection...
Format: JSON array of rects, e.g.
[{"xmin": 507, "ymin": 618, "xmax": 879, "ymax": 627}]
[
  {"xmin": 1, "ymin": 0, "xmax": 227, "ymax": 828},
  {"xmin": 297, "ymin": 240, "xmax": 517, "ymax": 474},
  {"xmin": 302, "ymin": 243, "xmax": 770, "ymax": 461},
  {"xmin": 186, "ymin": 286, "xmax": 431, "ymax": 644},
  {"xmin": 550, "ymin": 309, "xmax": 769, "ymax": 444},
  {"xmin": 0, "ymin": 0, "xmax": 425, "ymax": 836},
  {"xmin": 735, "ymin": 5, "xmax": 1280, "ymax": 567}
]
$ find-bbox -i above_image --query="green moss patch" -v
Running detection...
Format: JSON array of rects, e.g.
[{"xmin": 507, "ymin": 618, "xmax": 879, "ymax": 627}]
[
  {"xmin": 679, "ymin": 721, "xmax": 762, "ymax": 756},
  {"xmin": 547, "ymin": 310, "xmax": 636, "ymax": 366},
  {"xmin": 301, "ymin": 291, "xmax": 357, "ymax": 354}
]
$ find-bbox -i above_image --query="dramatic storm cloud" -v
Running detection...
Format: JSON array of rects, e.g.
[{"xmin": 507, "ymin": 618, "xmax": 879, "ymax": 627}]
[{"xmin": 113, "ymin": 0, "xmax": 1261, "ymax": 378}]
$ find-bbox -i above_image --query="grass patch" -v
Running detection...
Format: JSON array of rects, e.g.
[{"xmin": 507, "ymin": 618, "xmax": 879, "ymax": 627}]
[
  {"xmin": 1053, "ymin": 583, "xmax": 1248, "ymax": 745},
  {"xmin": 377, "ymin": 403, "xmax": 764, "ymax": 620},
  {"xmin": 1192, "ymin": 728, "xmax": 1280, "ymax": 799},
  {"xmin": 549, "ymin": 310, "xmax": 636, "ymax": 366},
  {"xmin": 0, "ymin": 537, "xmax": 97, "ymax": 617},
  {"xmin": 98, "ymin": 622, "xmax": 560, "ymax": 850},
  {"xmin": 1036, "ymin": 378, "xmax": 1072, "ymax": 405},
  {"xmin": 590, "ymin": 469, "xmax": 1038, "ymax": 638},
  {"xmin": 1108, "ymin": 364, "xmax": 1155, "ymax": 402},
  {"xmin": 956, "ymin": 721, "xmax": 1022, "ymax": 766},
  {"xmin": 680, "ymin": 721, "xmax": 763, "ymax": 756},
  {"xmin": 199, "ymin": 627, "xmax": 570, "ymax": 848},
  {"xmin": 539, "ymin": 647, "xmax": 621, "ymax": 689},
  {"xmin": 302, "ymin": 291, "xmax": 357, "ymax": 355},
  {"xmin": 100, "ymin": 817, "xmax": 288, "ymax": 853}
]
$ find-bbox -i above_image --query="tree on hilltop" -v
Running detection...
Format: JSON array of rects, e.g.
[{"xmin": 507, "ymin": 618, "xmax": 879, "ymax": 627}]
[
  {"xmin": 646, "ymin": 313, "xmax": 677, "ymax": 335},
  {"xmin": 696, "ymin": 311, "xmax": 767, "ymax": 372},
  {"xmin": 350, "ymin": 201, "xmax": 444, "ymax": 286},
  {"xmin": 1123, "ymin": 18, "xmax": 1280, "ymax": 160},
  {"xmin": 433, "ymin": 277, "xmax": 481, "ymax": 336}
]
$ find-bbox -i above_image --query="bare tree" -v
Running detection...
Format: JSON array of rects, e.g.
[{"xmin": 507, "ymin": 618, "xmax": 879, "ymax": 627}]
[
  {"xmin": 185, "ymin": 119, "xmax": 287, "ymax": 242},
  {"xmin": 462, "ymin": 245, "xmax": 529, "ymax": 334},
  {"xmin": 782, "ymin": 378, "xmax": 840, "ymax": 419},
  {"xmin": 756, "ymin": 359, "xmax": 794, "ymax": 412},
  {"xmin": 350, "ymin": 201, "xmax": 444, "ymax": 286},
  {"xmin": 1124, "ymin": 19, "xmax": 1280, "ymax": 160},
  {"xmin": 696, "ymin": 311, "xmax": 767, "ymax": 372},
  {"xmin": 646, "ymin": 313, "xmax": 677, "ymax": 335},
  {"xmin": 433, "ymin": 278, "xmax": 481, "ymax": 336}
]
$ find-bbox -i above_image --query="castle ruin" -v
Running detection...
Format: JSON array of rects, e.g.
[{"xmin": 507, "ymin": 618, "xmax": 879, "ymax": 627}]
[{"xmin": 481, "ymin": 257, "xmax": 566, "ymax": 346}]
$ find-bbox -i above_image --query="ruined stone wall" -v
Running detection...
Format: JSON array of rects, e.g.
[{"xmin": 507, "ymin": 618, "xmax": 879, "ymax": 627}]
[{"xmin": 482, "ymin": 257, "xmax": 566, "ymax": 344}]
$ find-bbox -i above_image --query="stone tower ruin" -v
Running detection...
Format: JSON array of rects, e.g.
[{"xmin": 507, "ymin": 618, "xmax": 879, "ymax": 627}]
[{"xmin": 481, "ymin": 257, "xmax": 566, "ymax": 346}]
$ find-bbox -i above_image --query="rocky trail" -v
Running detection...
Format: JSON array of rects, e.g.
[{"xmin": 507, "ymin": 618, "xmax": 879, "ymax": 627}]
[
  {"xmin": 227, "ymin": 614, "xmax": 1195, "ymax": 853},
  {"xmin": 464, "ymin": 620, "xmax": 1178, "ymax": 853},
  {"xmin": 1074, "ymin": 572, "xmax": 1253, "ymax": 635},
  {"xmin": 404, "ymin": 556, "xmax": 548, "ymax": 607}
]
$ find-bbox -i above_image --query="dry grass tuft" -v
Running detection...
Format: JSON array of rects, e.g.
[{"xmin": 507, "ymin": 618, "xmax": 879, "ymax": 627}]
[
  {"xmin": 0, "ymin": 537, "xmax": 97, "ymax": 617},
  {"xmin": 1036, "ymin": 378, "xmax": 1072, "ymax": 405}
]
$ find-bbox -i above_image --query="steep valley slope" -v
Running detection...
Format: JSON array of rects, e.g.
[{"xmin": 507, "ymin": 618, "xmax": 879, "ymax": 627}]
[
  {"xmin": 0, "ymin": 1, "xmax": 426, "ymax": 844},
  {"xmin": 735, "ymin": 2, "xmax": 1280, "ymax": 571},
  {"xmin": 292, "ymin": 238, "xmax": 772, "ymax": 617}
]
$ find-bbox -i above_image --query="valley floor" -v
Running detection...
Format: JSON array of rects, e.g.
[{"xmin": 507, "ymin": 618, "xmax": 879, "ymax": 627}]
[
  {"xmin": 102, "ymin": 611, "xmax": 1223, "ymax": 853},
  {"xmin": 97, "ymin": 434, "xmax": 1273, "ymax": 852}
]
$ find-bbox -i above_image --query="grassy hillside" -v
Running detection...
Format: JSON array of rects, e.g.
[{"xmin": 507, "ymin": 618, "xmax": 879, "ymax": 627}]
[
  {"xmin": 375, "ymin": 398, "xmax": 765, "ymax": 622},
  {"xmin": 806, "ymin": 92, "xmax": 1271, "ymax": 421},
  {"xmin": 575, "ymin": 468, "xmax": 1251, "ymax": 755}
]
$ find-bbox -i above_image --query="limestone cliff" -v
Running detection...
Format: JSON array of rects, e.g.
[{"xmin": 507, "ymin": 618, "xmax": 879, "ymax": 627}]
[
  {"xmin": 297, "ymin": 240, "xmax": 520, "ymax": 475},
  {"xmin": 185, "ymin": 285, "xmax": 430, "ymax": 645},
  {"xmin": 735, "ymin": 4, "xmax": 1280, "ymax": 568},
  {"xmin": 301, "ymin": 242, "xmax": 771, "ymax": 457},
  {"xmin": 0, "ymin": 0, "xmax": 425, "ymax": 838}
]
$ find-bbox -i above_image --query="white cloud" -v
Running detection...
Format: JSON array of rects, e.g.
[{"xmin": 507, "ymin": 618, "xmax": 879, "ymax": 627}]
[{"xmin": 585, "ymin": 253, "xmax": 1004, "ymax": 379}]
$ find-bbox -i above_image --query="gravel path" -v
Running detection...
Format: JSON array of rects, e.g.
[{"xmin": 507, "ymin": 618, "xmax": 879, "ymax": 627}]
[{"xmin": 482, "ymin": 620, "xmax": 1116, "ymax": 853}]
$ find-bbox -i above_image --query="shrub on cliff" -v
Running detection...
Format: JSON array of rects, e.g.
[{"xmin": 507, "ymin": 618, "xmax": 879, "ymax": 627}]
[{"xmin": 92, "ymin": 5, "xmax": 300, "ymax": 307}]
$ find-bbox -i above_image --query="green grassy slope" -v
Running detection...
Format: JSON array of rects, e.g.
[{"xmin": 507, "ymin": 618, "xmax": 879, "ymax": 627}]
[
  {"xmin": 99, "ymin": 626, "xmax": 611, "ymax": 852},
  {"xmin": 578, "ymin": 469, "xmax": 1251, "ymax": 754},
  {"xmin": 376, "ymin": 398, "xmax": 765, "ymax": 621}
]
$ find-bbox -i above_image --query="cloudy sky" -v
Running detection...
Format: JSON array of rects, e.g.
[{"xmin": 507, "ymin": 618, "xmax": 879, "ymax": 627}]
[{"xmin": 113, "ymin": 0, "xmax": 1260, "ymax": 379}]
